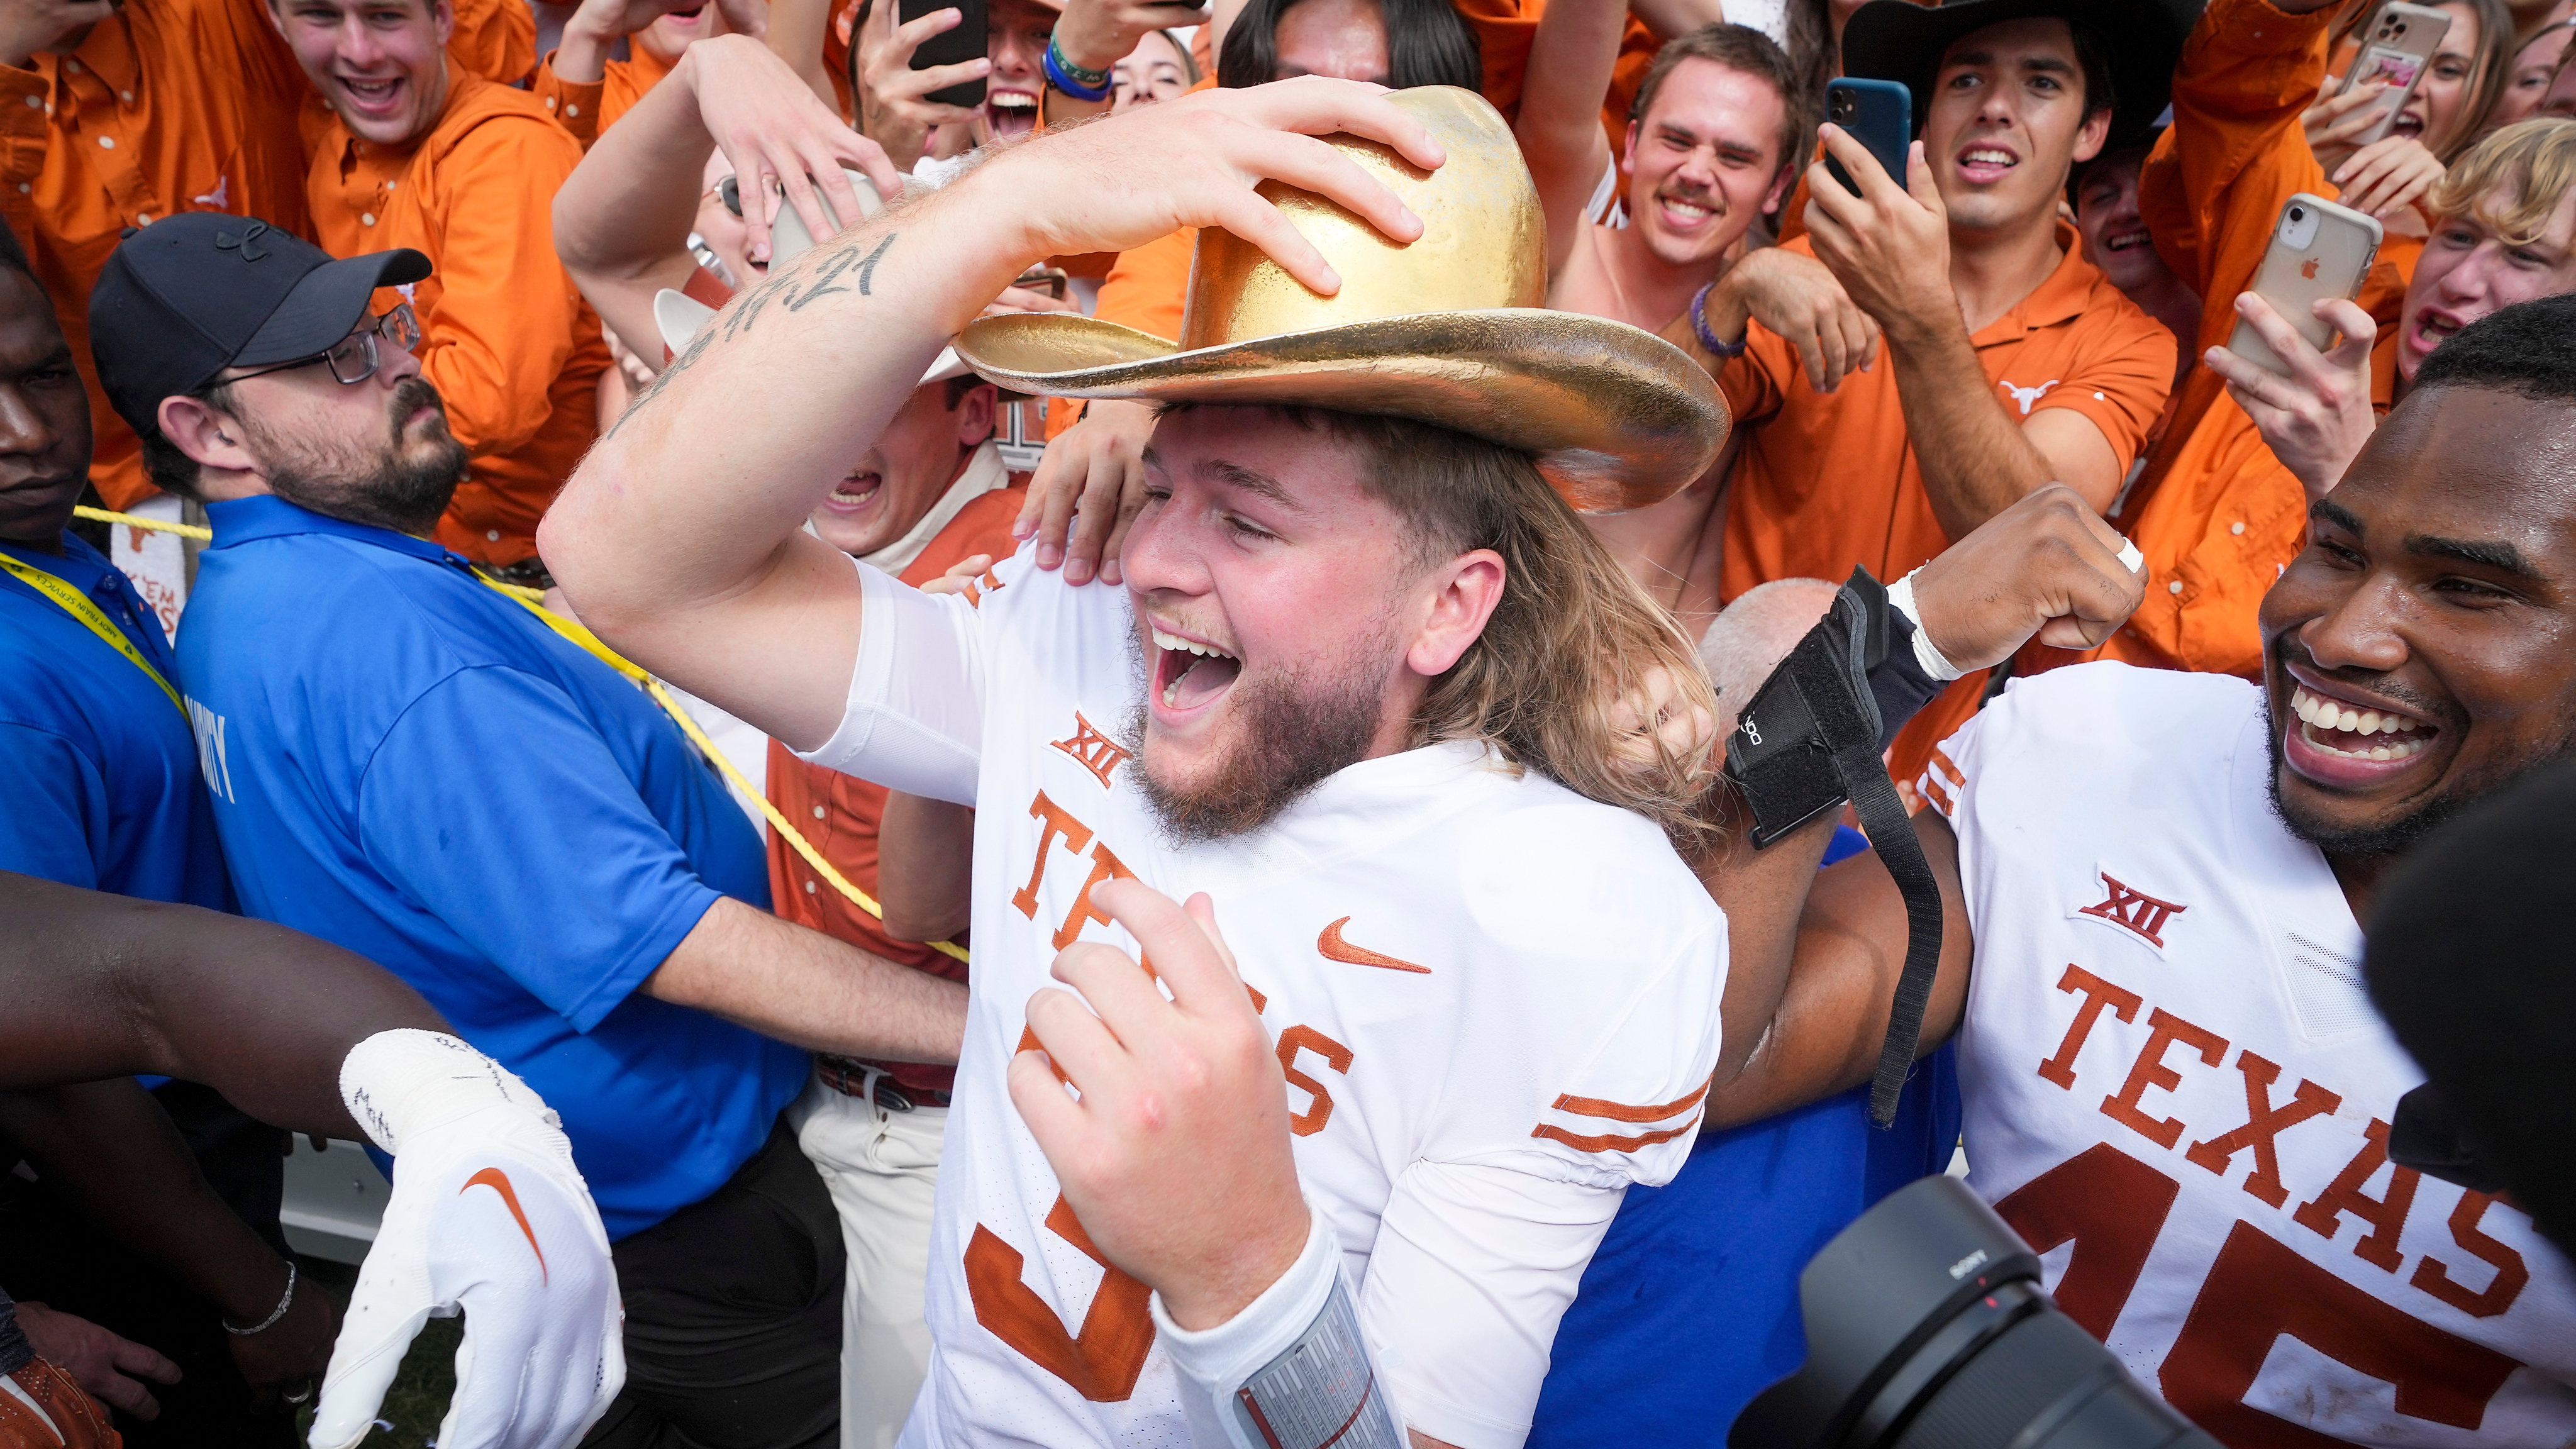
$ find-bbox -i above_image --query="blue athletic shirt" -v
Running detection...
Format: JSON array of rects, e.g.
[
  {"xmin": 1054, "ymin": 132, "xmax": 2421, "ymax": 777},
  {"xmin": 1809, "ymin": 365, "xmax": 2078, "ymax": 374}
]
[
  {"xmin": 177, "ymin": 496, "xmax": 804, "ymax": 1240},
  {"xmin": 1530, "ymin": 830, "xmax": 1962, "ymax": 1444},
  {"xmin": 0, "ymin": 532, "xmax": 229, "ymax": 910}
]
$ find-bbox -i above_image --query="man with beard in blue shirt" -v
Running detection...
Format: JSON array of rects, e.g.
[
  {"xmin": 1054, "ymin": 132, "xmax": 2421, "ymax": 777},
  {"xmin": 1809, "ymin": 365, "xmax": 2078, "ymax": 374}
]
[{"xmin": 87, "ymin": 213, "xmax": 969, "ymax": 1449}]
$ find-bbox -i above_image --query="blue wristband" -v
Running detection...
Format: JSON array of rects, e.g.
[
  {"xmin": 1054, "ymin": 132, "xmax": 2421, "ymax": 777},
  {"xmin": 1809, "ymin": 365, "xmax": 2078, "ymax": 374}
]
[
  {"xmin": 1045, "ymin": 35, "xmax": 1113, "ymax": 103},
  {"xmin": 1690, "ymin": 281, "xmax": 1748, "ymax": 360}
]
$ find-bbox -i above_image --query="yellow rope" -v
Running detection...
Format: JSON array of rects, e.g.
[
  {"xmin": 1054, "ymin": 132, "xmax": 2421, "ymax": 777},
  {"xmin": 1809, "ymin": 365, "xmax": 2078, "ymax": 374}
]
[
  {"xmin": 75, "ymin": 504, "xmax": 212, "ymax": 541},
  {"xmin": 69, "ymin": 500, "xmax": 969, "ymax": 963}
]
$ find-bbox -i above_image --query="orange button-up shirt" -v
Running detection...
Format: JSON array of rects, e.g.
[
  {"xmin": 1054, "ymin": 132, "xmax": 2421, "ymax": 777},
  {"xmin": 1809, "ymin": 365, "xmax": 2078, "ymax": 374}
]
[
  {"xmin": 306, "ymin": 67, "xmax": 611, "ymax": 566},
  {"xmin": 530, "ymin": 44, "xmax": 677, "ymax": 148},
  {"xmin": 2026, "ymin": 0, "xmax": 2413, "ymax": 687},
  {"xmin": 766, "ymin": 480, "xmax": 1026, "ymax": 1096},
  {"xmin": 1718, "ymin": 226, "xmax": 2175, "ymax": 784},
  {"xmin": 0, "ymin": 0, "xmax": 531, "ymax": 513}
]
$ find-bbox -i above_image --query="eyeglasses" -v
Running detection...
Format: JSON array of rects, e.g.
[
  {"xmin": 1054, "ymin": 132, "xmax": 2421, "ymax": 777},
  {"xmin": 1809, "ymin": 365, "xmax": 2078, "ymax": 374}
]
[{"xmin": 230, "ymin": 304, "xmax": 421, "ymax": 386}]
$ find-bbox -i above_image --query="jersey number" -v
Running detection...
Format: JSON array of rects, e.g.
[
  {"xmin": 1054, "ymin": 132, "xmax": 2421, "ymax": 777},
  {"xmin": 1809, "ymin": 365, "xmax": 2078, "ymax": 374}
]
[
  {"xmin": 1996, "ymin": 1143, "xmax": 2522, "ymax": 1446},
  {"xmin": 965, "ymin": 1196, "xmax": 1156, "ymax": 1401}
]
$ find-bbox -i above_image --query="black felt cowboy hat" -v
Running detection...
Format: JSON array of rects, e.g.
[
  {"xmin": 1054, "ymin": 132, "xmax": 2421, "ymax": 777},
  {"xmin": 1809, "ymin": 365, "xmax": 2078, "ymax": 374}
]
[{"xmin": 1841, "ymin": 0, "xmax": 2205, "ymax": 155}]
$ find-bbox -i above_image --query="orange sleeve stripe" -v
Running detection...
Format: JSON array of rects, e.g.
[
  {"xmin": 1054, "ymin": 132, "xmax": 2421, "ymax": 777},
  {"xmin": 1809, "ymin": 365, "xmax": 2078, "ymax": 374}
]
[
  {"xmin": 1929, "ymin": 747, "xmax": 1966, "ymax": 789},
  {"xmin": 1531, "ymin": 1121, "xmax": 1699, "ymax": 1155},
  {"xmin": 1919, "ymin": 774, "xmax": 1955, "ymax": 816},
  {"xmin": 1548, "ymin": 1079, "xmax": 1709, "ymax": 1124}
]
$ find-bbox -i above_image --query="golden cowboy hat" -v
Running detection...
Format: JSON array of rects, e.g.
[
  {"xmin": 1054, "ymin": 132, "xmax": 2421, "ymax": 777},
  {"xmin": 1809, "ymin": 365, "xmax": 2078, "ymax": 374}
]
[{"xmin": 953, "ymin": 86, "xmax": 1728, "ymax": 513}]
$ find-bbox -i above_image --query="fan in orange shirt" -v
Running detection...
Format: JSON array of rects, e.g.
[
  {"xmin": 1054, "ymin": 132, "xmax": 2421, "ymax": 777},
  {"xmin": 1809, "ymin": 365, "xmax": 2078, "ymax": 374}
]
[
  {"xmin": 274, "ymin": 0, "xmax": 612, "ymax": 572},
  {"xmin": 533, "ymin": 0, "xmax": 768, "ymax": 148},
  {"xmin": 0, "ymin": 0, "xmax": 529, "ymax": 622},
  {"xmin": 1662, "ymin": 0, "xmax": 2185, "ymax": 787}
]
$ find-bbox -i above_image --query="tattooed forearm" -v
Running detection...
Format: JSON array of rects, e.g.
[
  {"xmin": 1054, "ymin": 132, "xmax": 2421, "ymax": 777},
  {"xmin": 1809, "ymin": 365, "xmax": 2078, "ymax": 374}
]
[{"xmin": 601, "ymin": 231, "xmax": 902, "ymax": 442}]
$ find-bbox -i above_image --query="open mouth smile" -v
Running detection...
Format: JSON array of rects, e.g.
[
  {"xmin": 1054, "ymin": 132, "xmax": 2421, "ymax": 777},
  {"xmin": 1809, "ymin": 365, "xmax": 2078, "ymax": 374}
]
[
  {"xmin": 1957, "ymin": 144, "xmax": 2019, "ymax": 184},
  {"xmin": 2283, "ymin": 680, "xmax": 2443, "ymax": 788},
  {"xmin": 336, "ymin": 74, "xmax": 405, "ymax": 119},
  {"xmin": 2105, "ymin": 228, "xmax": 2153, "ymax": 252},
  {"xmin": 985, "ymin": 88, "xmax": 1038, "ymax": 136},
  {"xmin": 822, "ymin": 471, "xmax": 880, "ymax": 513},
  {"xmin": 1150, "ymin": 623, "xmax": 1240, "ymax": 716}
]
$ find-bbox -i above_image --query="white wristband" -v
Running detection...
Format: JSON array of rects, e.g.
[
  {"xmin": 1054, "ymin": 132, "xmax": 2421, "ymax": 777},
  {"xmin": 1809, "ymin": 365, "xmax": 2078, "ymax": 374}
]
[
  {"xmin": 1153, "ymin": 1208, "xmax": 1402, "ymax": 1449},
  {"xmin": 338, "ymin": 1029, "xmax": 554, "ymax": 1154},
  {"xmin": 1884, "ymin": 571, "xmax": 1965, "ymax": 683}
]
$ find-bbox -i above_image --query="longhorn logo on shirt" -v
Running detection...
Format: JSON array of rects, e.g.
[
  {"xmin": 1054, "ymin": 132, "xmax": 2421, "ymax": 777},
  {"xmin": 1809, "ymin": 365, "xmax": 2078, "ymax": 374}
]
[
  {"xmin": 2075, "ymin": 870, "xmax": 2188, "ymax": 949},
  {"xmin": 192, "ymin": 175, "xmax": 231, "ymax": 211},
  {"xmin": 2001, "ymin": 379, "xmax": 2060, "ymax": 415}
]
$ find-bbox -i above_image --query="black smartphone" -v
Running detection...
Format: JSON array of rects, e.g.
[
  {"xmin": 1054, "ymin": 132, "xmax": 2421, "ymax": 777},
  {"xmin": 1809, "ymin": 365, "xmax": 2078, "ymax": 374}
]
[
  {"xmin": 1823, "ymin": 77, "xmax": 1912, "ymax": 196},
  {"xmin": 898, "ymin": 0, "xmax": 987, "ymax": 109}
]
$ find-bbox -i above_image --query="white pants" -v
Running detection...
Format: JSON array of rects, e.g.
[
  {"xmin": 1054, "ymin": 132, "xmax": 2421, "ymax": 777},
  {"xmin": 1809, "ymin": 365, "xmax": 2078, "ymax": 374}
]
[{"xmin": 790, "ymin": 1069, "xmax": 948, "ymax": 1449}]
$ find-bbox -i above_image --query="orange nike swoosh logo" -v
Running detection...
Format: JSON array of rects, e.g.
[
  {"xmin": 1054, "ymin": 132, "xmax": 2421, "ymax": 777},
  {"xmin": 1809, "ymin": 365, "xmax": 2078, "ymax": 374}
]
[
  {"xmin": 1317, "ymin": 917, "xmax": 1430, "ymax": 974},
  {"xmin": 460, "ymin": 1167, "xmax": 549, "ymax": 1284}
]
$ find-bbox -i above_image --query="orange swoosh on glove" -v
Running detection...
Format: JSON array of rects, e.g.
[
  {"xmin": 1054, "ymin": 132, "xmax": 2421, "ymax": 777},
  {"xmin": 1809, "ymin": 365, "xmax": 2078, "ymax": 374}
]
[{"xmin": 461, "ymin": 1167, "xmax": 549, "ymax": 1284}]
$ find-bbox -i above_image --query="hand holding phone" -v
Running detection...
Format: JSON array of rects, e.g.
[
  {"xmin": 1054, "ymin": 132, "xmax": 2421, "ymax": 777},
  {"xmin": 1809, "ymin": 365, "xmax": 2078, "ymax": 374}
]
[
  {"xmin": 1823, "ymin": 78, "xmax": 1912, "ymax": 197},
  {"xmin": 2223, "ymin": 193, "xmax": 2382, "ymax": 378},
  {"xmin": 896, "ymin": 0, "xmax": 988, "ymax": 109},
  {"xmin": 2334, "ymin": 3, "xmax": 2452, "ymax": 149}
]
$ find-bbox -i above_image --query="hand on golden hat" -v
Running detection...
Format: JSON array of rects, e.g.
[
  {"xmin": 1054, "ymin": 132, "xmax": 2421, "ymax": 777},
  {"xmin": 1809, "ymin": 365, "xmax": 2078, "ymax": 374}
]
[{"xmin": 984, "ymin": 75, "xmax": 1447, "ymax": 297}]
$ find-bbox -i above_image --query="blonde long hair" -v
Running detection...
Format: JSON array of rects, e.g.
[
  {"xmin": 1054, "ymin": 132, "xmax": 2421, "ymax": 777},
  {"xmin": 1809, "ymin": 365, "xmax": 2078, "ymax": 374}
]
[{"xmin": 1239, "ymin": 407, "xmax": 1725, "ymax": 855}]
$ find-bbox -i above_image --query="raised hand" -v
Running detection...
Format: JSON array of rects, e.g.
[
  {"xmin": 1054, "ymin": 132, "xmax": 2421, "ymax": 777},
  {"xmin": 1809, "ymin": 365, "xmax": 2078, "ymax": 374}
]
[
  {"xmin": 855, "ymin": 1, "xmax": 988, "ymax": 172},
  {"xmin": 1908, "ymin": 484, "xmax": 2146, "ymax": 662},
  {"xmin": 1802, "ymin": 128, "xmax": 1953, "ymax": 345},
  {"xmin": 1016, "ymin": 399, "xmax": 1157, "ymax": 586},
  {"xmin": 0, "ymin": 0, "xmax": 114, "ymax": 69},
  {"xmin": 2328, "ymin": 133, "xmax": 2445, "ymax": 221},
  {"xmin": 688, "ymin": 33, "xmax": 902, "ymax": 262},
  {"xmin": 979, "ymin": 77, "xmax": 1443, "ymax": 296},
  {"xmin": 2302, "ymin": 79, "xmax": 2394, "ymax": 179},
  {"xmin": 2202, "ymin": 292, "xmax": 2380, "ymax": 500}
]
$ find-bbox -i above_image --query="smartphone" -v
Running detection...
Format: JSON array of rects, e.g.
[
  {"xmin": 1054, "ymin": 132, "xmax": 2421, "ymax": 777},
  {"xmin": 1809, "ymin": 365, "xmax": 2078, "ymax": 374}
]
[
  {"xmin": 2337, "ymin": 2, "xmax": 2451, "ymax": 148},
  {"xmin": 899, "ymin": 0, "xmax": 986, "ymax": 110},
  {"xmin": 1823, "ymin": 78, "xmax": 1912, "ymax": 196},
  {"xmin": 2224, "ymin": 193, "xmax": 2383, "ymax": 377}
]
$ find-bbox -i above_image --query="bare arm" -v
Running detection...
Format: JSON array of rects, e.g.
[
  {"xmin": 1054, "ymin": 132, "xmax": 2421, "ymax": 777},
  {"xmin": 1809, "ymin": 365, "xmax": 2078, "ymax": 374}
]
[
  {"xmin": 1692, "ymin": 486, "xmax": 2145, "ymax": 1127},
  {"xmin": 877, "ymin": 792, "xmax": 977, "ymax": 943},
  {"xmin": 763, "ymin": 0, "xmax": 847, "ymax": 112},
  {"xmin": 1626, "ymin": 0, "xmax": 1724, "ymax": 42},
  {"xmin": 1516, "ymin": 0, "xmax": 1625, "ymax": 276},
  {"xmin": 643, "ymin": 896, "xmax": 967, "ymax": 1060},
  {"xmin": 540, "ymin": 80, "xmax": 1443, "ymax": 750},
  {"xmin": 0, "ymin": 1082, "xmax": 337, "ymax": 1388},
  {"xmin": 0, "ymin": 873, "xmax": 441, "ymax": 1135},
  {"xmin": 1805, "ymin": 130, "xmax": 2124, "ymax": 536}
]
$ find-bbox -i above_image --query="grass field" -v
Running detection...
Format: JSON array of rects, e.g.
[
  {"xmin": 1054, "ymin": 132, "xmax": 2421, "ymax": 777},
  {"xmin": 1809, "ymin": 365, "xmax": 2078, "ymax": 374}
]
[{"xmin": 294, "ymin": 1258, "xmax": 462, "ymax": 1448}]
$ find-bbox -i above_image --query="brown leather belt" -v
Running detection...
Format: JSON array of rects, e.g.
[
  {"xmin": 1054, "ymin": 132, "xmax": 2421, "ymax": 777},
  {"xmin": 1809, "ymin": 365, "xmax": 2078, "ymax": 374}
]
[{"xmin": 818, "ymin": 1058, "xmax": 949, "ymax": 1113}]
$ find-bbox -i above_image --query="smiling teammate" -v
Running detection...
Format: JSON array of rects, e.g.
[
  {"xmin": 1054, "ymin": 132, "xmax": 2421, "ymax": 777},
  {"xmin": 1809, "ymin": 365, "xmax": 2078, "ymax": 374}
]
[
  {"xmin": 543, "ymin": 80, "xmax": 1748, "ymax": 1448},
  {"xmin": 1702, "ymin": 295, "xmax": 2576, "ymax": 1442}
]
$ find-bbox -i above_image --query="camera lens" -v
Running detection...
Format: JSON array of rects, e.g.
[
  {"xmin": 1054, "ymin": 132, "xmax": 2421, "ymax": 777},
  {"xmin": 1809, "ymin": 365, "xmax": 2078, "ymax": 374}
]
[
  {"xmin": 1734, "ymin": 1179, "xmax": 2219, "ymax": 1449},
  {"xmin": 2290, "ymin": 207, "xmax": 2306, "ymax": 222}
]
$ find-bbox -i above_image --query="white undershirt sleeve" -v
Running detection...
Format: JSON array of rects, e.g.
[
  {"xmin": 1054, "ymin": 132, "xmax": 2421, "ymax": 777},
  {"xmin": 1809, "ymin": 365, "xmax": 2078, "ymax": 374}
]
[
  {"xmin": 1357, "ymin": 1160, "xmax": 1627, "ymax": 1449},
  {"xmin": 792, "ymin": 557, "xmax": 989, "ymax": 806}
]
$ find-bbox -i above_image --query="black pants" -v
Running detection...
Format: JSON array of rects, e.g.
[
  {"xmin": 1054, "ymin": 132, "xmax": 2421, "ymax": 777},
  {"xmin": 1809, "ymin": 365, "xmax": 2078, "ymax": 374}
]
[
  {"xmin": 580, "ymin": 1118, "xmax": 845, "ymax": 1449},
  {"xmin": 0, "ymin": 1082, "xmax": 297, "ymax": 1448}
]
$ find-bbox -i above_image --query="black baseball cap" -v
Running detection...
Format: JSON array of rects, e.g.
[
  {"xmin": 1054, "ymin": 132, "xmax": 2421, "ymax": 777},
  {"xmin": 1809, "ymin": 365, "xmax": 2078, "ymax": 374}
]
[
  {"xmin": 87, "ymin": 213, "xmax": 430, "ymax": 440},
  {"xmin": 1842, "ymin": 0, "xmax": 2203, "ymax": 156}
]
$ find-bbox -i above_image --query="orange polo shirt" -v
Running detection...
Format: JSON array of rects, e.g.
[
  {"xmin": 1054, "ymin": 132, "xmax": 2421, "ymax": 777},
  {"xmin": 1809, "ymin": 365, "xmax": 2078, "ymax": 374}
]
[
  {"xmin": 767, "ymin": 482, "xmax": 1026, "ymax": 1096},
  {"xmin": 1718, "ymin": 225, "xmax": 2174, "ymax": 784},
  {"xmin": 530, "ymin": 45, "xmax": 678, "ymax": 148},
  {"xmin": 306, "ymin": 67, "xmax": 612, "ymax": 567},
  {"xmin": 2024, "ymin": 0, "xmax": 2415, "ymax": 686},
  {"xmin": 0, "ymin": 0, "xmax": 530, "ymax": 513}
]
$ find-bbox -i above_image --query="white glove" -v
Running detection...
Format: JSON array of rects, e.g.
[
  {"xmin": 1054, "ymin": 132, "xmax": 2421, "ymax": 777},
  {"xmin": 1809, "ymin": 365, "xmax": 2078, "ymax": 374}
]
[{"xmin": 309, "ymin": 1030, "xmax": 624, "ymax": 1449}]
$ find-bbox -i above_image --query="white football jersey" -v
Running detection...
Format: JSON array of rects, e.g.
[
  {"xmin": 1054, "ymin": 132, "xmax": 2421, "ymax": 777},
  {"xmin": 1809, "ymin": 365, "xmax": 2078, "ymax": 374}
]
[
  {"xmin": 801, "ymin": 549, "xmax": 1728, "ymax": 1449},
  {"xmin": 1921, "ymin": 663, "xmax": 2576, "ymax": 1446}
]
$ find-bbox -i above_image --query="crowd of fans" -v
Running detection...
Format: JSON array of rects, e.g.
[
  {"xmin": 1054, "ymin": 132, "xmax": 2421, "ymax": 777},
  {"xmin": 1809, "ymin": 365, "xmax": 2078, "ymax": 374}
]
[{"xmin": 3, "ymin": 0, "xmax": 2575, "ymax": 1443}]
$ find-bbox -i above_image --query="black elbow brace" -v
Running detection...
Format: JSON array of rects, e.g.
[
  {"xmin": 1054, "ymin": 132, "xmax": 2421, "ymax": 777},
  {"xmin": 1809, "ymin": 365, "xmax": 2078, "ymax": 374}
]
[{"xmin": 1721, "ymin": 567, "xmax": 1948, "ymax": 1128}]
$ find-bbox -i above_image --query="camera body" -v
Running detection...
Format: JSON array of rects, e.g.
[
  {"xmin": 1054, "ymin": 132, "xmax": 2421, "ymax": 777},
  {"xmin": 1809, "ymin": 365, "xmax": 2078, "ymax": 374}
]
[{"xmin": 1732, "ymin": 1177, "xmax": 2219, "ymax": 1449}]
